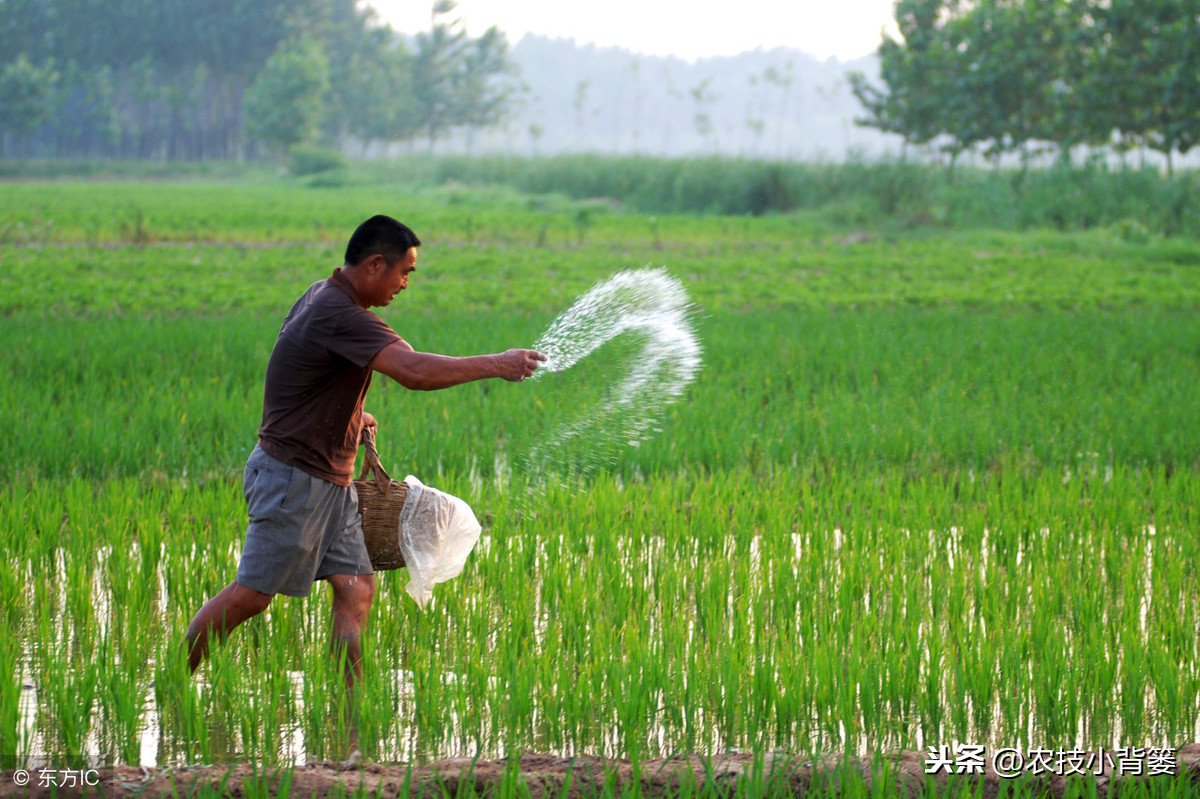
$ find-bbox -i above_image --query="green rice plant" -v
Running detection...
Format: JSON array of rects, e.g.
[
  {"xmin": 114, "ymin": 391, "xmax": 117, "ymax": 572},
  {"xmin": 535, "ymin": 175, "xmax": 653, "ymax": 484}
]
[
  {"xmin": 5, "ymin": 463, "xmax": 1197, "ymax": 769},
  {"xmin": 14, "ymin": 305, "xmax": 1199, "ymax": 481},
  {"xmin": 95, "ymin": 539, "xmax": 155, "ymax": 767},
  {"xmin": 0, "ymin": 577, "xmax": 20, "ymax": 767},
  {"xmin": 4, "ymin": 177, "xmax": 1200, "ymax": 778},
  {"xmin": 153, "ymin": 632, "xmax": 209, "ymax": 766},
  {"xmin": 33, "ymin": 617, "xmax": 101, "ymax": 766}
]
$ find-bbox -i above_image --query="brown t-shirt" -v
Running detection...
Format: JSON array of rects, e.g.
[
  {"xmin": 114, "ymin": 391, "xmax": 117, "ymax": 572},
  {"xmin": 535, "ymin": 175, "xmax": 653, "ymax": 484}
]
[{"xmin": 257, "ymin": 268, "xmax": 401, "ymax": 485}]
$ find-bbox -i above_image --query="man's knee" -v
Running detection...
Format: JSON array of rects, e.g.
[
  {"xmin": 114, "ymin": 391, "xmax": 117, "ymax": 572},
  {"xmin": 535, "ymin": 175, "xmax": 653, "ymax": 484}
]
[
  {"xmin": 185, "ymin": 582, "xmax": 274, "ymax": 669},
  {"xmin": 330, "ymin": 574, "xmax": 375, "ymax": 614},
  {"xmin": 236, "ymin": 584, "xmax": 274, "ymax": 616}
]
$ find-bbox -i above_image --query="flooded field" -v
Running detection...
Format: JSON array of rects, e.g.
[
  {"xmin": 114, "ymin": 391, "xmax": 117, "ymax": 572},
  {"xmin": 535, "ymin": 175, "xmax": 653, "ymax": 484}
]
[
  {"xmin": 6, "ymin": 467, "xmax": 1200, "ymax": 770},
  {"xmin": 2, "ymin": 181, "xmax": 1200, "ymax": 796}
]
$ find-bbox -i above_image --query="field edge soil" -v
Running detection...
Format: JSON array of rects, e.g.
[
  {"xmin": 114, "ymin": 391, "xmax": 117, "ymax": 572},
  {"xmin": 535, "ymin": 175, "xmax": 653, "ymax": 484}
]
[{"xmin": 4, "ymin": 746, "xmax": 1200, "ymax": 798}]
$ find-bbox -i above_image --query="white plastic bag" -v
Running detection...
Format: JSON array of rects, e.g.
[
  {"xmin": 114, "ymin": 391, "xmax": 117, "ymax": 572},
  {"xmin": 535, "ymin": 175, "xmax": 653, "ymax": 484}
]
[{"xmin": 398, "ymin": 475, "xmax": 482, "ymax": 609}]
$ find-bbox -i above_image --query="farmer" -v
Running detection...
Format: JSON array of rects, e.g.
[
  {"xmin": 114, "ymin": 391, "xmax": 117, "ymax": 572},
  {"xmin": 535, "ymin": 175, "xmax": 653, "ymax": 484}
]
[{"xmin": 185, "ymin": 214, "xmax": 544, "ymax": 689}]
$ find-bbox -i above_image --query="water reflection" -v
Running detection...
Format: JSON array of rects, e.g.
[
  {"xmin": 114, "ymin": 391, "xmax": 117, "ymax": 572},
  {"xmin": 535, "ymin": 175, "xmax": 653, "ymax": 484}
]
[{"xmin": 13, "ymin": 525, "xmax": 1195, "ymax": 769}]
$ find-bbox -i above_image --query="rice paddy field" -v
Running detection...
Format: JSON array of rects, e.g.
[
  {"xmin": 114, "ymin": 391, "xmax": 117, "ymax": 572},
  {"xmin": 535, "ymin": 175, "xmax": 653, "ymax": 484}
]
[{"xmin": 2, "ymin": 173, "xmax": 1200, "ymax": 796}]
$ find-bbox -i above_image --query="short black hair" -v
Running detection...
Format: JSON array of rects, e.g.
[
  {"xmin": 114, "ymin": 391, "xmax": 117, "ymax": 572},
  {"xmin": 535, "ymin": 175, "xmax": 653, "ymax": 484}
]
[{"xmin": 344, "ymin": 215, "xmax": 421, "ymax": 266}]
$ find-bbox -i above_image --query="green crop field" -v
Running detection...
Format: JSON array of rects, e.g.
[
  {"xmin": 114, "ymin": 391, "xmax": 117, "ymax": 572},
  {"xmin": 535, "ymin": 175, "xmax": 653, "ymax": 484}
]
[{"xmin": 2, "ymin": 173, "xmax": 1200, "ymax": 796}]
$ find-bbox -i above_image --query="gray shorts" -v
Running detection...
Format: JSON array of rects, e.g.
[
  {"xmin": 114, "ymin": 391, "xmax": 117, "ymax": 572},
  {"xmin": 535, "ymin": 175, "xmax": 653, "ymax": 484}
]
[{"xmin": 235, "ymin": 445, "xmax": 372, "ymax": 598}]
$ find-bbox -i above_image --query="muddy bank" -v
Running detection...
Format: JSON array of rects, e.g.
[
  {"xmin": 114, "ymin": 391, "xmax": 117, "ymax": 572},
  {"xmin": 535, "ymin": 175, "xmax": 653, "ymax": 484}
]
[{"xmin": 4, "ymin": 746, "xmax": 1200, "ymax": 797}]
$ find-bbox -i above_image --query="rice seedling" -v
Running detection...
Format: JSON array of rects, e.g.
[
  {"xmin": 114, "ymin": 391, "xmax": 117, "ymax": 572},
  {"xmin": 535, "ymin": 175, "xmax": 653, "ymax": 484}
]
[{"xmin": 1, "ymin": 180, "xmax": 1198, "ymax": 799}]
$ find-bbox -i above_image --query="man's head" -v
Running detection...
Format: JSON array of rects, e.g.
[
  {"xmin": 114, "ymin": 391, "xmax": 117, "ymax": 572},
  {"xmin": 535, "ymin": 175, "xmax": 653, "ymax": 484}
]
[
  {"xmin": 345, "ymin": 215, "xmax": 421, "ymax": 267},
  {"xmin": 344, "ymin": 215, "xmax": 421, "ymax": 307}
]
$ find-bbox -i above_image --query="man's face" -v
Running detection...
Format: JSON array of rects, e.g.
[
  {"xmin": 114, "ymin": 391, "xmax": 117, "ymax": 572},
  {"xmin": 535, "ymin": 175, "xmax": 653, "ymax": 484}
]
[{"xmin": 373, "ymin": 247, "xmax": 418, "ymax": 307}]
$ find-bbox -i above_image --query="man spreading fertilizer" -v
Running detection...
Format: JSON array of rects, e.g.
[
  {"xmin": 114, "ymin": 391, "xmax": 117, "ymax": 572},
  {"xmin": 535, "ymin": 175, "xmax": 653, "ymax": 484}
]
[{"xmin": 184, "ymin": 215, "xmax": 544, "ymax": 692}]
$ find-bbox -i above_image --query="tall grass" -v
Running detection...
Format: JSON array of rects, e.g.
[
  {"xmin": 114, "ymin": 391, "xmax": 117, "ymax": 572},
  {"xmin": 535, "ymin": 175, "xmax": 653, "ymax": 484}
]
[
  {"xmin": 428, "ymin": 154, "xmax": 1200, "ymax": 236},
  {"xmin": 2, "ymin": 156, "xmax": 1199, "ymax": 238}
]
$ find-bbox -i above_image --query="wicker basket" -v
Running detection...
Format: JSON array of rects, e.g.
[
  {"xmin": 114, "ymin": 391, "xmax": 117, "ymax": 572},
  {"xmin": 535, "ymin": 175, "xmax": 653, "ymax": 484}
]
[{"xmin": 355, "ymin": 429, "xmax": 408, "ymax": 571}]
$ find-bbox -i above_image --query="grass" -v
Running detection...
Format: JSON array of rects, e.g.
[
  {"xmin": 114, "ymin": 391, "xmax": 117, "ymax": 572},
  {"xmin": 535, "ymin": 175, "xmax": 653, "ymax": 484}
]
[
  {"xmin": 0, "ymin": 176, "xmax": 1198, "ymax": 797},
  {"xmin": 3, "ymin": 152, "xmax": 1199, "ymax": 234}
]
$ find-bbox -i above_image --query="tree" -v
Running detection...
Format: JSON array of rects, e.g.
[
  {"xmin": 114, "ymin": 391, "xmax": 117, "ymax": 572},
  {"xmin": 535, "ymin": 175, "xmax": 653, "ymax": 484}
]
[
  {"xmin": 411, "ymin": 2, "xmax": 516, "ymax": 151},
  {"xmin": 452, "ymin": 26, "xmax": 515, "ymax": 150},
  {"xmin": 0, "ymin": 55, "xmax": 58, "ymax": 157},
  {"xmin": 853, "ymin": 0, "xmax": 1200, "ymax": 172},
  {"xmin": 849, "ymin": 0, "xmax": 959, "ymax": 154},
  {"xmin": 850, "ymin": 0, "xmax": 1074, "ymax": 166},
  {"xmin": 412, "ymin": 3, "xmax": 468, "ymax": 150},
  {"xmin": 935, "ymin": 1, "xmax": 1034, "ymax": 164},
  {"xmin": 690, "ymin": 77, "xmax": 719, "ymax": 152},
  {"xmin": 338, "ymin": 28, "xmax": 421, "ymax": 151},
  {"xmin": 1052, "ymin": 0, "xmax": 1110, "ymax": 155},
  {"xmin": 282, "ymin": 0, "xmax": 418, "ymax": 150},
  {"xmin": 1087, "ymin": 0, "xmax": 1200, "ymax": 174},
  {"xmin": 947, "ymin": 0, "xmax": 1078, "ymax": 165},
  {"xmin": 763, "ymin": 62, "xmax": 795, "ymax": 158},
  {"xmin": 243, "ymin": 35, "xmax": 330, "ymax": 155},
  {"xmin": 0, "ymin": 0, "xmax": 414, "ymax": 160},
  {"xmin": 573, "ymin": 78, "xmax": 591, "ymax": 146}
]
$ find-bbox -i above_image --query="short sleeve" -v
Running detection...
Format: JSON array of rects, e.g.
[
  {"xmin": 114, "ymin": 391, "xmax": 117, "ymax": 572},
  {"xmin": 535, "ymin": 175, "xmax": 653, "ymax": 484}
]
[{"xmin": 328, "ymin": 305, "xmax": 402, "ymax": 368}]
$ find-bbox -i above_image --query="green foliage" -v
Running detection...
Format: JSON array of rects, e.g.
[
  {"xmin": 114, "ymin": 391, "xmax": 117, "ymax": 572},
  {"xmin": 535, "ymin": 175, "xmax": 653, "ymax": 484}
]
[
  {"xmin": 289, "ymin": 144, "xmax": 348, "ymax": 176},
  {"xmin": 0, "ymin": 0, "xmax": 289, "ymax": 77},
  {"xmin": 243, "ymin": 35, "xmax": 331, "ymax": 155},
  {"xmin": 422, "ymin": 152, "xmax": 1200, "ymax": 234},
  {"xmin": 0, "ymin": 54, "xmax": 58, "ymax": 150},
  {"xmin": 1, "ymin": 155, "xmax": 1198, "ymax": 236},
  {"xmin": 849, "ymin": 0, "xmax": 949, "ymax": 146},
  {"xmin": 1083, "ymin": 0, "xmax": 1200, "ymax": 173},
  {"xmin": 293, "ymin": 0, "xmax": 421, "ymax": 148},
  {"xmin": 853, "ymin": 0, "xmax": 1200, "ymax": 168},
  {"xmin": 412, "ymin": 2, "xmax": 516, "ymax": 150},
  {"xmin": 0, "ymin": 0, "xmax": 513, "ymax": 159},
  {"xmin": 0, "ymin": 0, "xmax": 292, "ymax": 158}
]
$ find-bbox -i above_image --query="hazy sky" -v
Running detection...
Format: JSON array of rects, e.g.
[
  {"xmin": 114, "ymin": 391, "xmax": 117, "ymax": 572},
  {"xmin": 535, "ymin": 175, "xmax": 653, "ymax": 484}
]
[{"xmin": 365, "ymin": 0, "xmax": 899, "ymax": 62}]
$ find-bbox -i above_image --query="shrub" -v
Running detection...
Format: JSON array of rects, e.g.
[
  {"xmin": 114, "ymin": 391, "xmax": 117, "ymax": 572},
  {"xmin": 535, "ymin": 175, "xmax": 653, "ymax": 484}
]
[{"xmin": 289, "ymin": 146, "xmax": 347, "ymax": 176}]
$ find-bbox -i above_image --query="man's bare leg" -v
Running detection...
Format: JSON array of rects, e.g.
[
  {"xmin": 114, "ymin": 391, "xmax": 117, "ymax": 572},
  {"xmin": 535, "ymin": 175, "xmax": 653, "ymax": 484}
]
[
  {"xmin": 327, "ymin": 573, "xmax": 375, "ymax": 760},
  {"xmin": 185, "ymin": 581, "xmax": 274, "ymax": 672},
  {"xmin": 327, "ymin": 573, "xmax": 376, "ymax": 689}
]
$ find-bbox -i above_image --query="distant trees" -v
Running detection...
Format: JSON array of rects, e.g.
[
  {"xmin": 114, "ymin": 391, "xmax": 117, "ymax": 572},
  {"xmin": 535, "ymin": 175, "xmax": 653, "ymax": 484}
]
[
  {"xmin": 1083, "ymin": 0, "xmax": 1200, "ymax": 172},
  {"xmin": 690, "ymin": 78, "xmax": 719, "ymax": 152},
  {"xmin": 0, "ymin": 55, "xmax": 58, "ymax": 158},
  {"xmin": 0, "ymin": 0, "xmax": 293, "ymax": 158},
  {"xmin": 412, "ymin": 2, "xmax": 515, "ymax": 152},
  {"xmin": 0, "ymin": 0, "xmax": 516, "ymax": 160},
  {"xmin": 850, "ymin": 0, "xmax": 1200, "ymax": 173},
  {"xmin": 243, "ymin": 36, "xmax": 330, "ymax": 155}
]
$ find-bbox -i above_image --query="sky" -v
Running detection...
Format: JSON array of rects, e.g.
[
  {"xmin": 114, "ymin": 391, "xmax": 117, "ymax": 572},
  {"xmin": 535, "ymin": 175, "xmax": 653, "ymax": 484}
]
[{"xmin": 364, "ymin": 0, "xmax": 900, "ymax": 62}]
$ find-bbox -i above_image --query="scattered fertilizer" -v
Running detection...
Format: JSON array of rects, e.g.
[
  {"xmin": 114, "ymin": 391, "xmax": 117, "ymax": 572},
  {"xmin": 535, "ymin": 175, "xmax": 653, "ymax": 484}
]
[{"xmin": 523, "ymin": 267, "xmax": 702, "ymax": 485}]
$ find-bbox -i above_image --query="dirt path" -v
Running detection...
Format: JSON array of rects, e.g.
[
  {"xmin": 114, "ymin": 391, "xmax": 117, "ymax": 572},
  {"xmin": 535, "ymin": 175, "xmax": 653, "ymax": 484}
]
[{"xmin": 4, "ymin": 746, "xmax": 1199, "ymax": 797}]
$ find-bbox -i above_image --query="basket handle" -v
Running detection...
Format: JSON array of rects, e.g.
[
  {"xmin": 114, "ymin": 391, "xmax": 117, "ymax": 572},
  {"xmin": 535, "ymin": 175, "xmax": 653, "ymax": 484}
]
[{"xmin": 358, "ymin": 426, "xmax": 394, "ymax": 495}]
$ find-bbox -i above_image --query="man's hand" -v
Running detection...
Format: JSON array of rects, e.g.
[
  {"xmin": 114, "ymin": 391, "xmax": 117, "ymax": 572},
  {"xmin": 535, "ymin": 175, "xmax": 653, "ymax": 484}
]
[
  {"xmin": 497, "ymin": 349, "xmax": 547, "ymax": 382},
  {"xmin": 359, "ymin": 411, "xmax": 378, "ymax": 445}
]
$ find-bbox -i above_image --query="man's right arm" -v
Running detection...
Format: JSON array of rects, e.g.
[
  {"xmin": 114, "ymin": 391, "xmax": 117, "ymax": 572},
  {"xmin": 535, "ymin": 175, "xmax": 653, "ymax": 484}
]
[{"xmin": 369, "ymin": 339, "xmax": 545, "ymax": 390}]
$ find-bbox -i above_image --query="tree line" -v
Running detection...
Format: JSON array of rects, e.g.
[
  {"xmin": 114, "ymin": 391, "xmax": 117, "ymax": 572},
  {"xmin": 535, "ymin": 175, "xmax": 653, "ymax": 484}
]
[
  {"xmin": 0, "ymin": 0, "xmax": 514, "ymax": 159},
  {"xmin": 849, "ymin": 0, "xmax": 1200, "ymax": 174}
]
